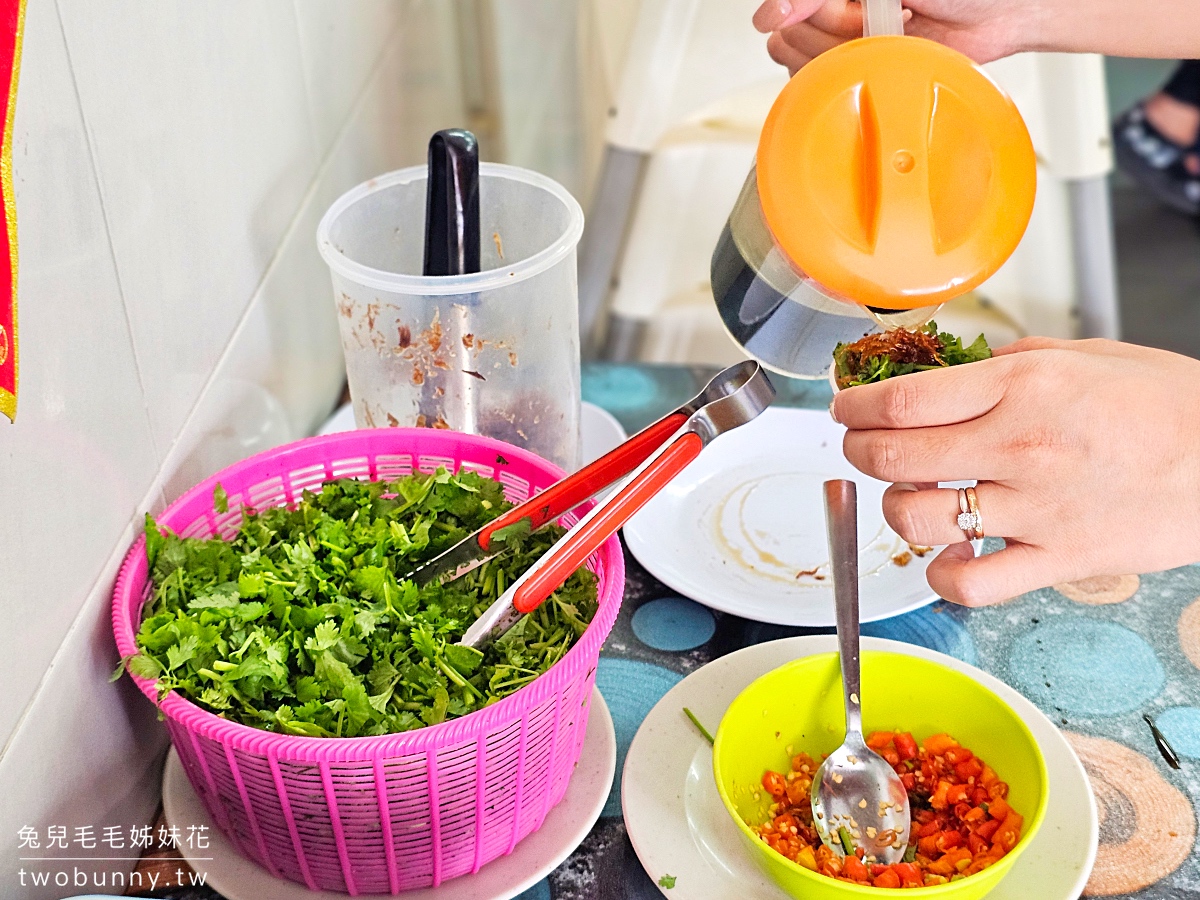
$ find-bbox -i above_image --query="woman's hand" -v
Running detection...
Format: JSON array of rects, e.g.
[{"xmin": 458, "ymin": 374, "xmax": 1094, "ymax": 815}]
[
  {"xmin": 753, "ymin": 0, "xmax": 1038, "ymax": 74},
  {"xmin": 828, "ymin": 338, "xmax": 1200, "ymax": 606},
  {"xmin": 753, "ymin": 0, "xmax": 1200, "ymax": 75}
]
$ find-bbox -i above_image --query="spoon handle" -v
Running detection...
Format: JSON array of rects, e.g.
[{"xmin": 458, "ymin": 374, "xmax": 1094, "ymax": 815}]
[{"xmin": 824, "ymin": 479, "xmax": 863, "ymax": 740}]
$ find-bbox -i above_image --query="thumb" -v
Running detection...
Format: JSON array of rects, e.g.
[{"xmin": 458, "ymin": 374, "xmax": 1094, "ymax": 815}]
[
  {"xmin": 753, "ymin": 0, "xmax": 832, "ymax": 33},
  {"xmin": 926, "ymin": 540, "xmax": 1058, "ymax": 607}
]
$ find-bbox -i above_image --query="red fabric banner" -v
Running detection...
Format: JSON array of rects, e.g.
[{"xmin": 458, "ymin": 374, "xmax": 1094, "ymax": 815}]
[{"xmin": 0, "ymin": 0, "xmax": 23, "ymax": 422}]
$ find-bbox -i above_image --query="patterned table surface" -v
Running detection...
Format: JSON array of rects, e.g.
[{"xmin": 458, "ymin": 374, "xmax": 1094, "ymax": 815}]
[{"xmin": 149, "ymin": 363, "xmax": 1200, "ymax": 900}]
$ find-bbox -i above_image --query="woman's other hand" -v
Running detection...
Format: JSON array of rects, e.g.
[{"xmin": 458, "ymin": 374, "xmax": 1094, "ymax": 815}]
[
  {"xmin": 752, "ymin": 0, "xmax": 1039, "ymax": 74},
  {"xmin": 753, "ymin": 0, "xmax": 1200, "ymax": 74},
  {"xmin": 829, "ymin": 338, "xmax": 1200, "ymax": 606}
]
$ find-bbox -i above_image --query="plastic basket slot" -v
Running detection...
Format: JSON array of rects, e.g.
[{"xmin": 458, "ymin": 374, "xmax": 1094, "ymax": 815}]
[
  {"xmin": 387, "ymin": 849, "xmax": 435, "ymax": 887},
  {"xmin": 287, "ymin": 462, "xmax": 332, "ymax": 496},
  {"xmin": 210, "ymin": 508, "xmax": 245, "ymax": 540},
  {"xmin": 497, "ymin": 471, "xmax": 532, "ymax": 503},
  {"xmin": 458, "ymin": 461, "xmax": 494, "ymax": 480},
  {"xmin": 327, "ymin": 760, "xmax": 380, "ymax": 783},
  {"xmin": 381, "ymin": 760, "xmax": 433, "ymax": 786},
  {"xmin": 516, "ymin": 757, "xmax": 554, "ymax": 835},
  {"xmin": 329, "ymin": 456, "xmax": 371, "ymax": 480},
  {"xmin": 416, "ymin": 453, "xmax": 456, "ymax": 474},
  {"xmin": 381, "ymin": 757, "xmax": 436, "ymax": 780},
  {"xmin": 246, "ymin": 476, "xmax": 287, "ymax": 511},
  {"xmin": 373, "ymin": 454, "xmax": 414, "ymax": 479},
  {"xmin": 179, "ymin": 517, "xmax": 214, "ymax": 540},
  {"xmin": 132, "ymin": 581, "xmax": 152, "ymax": 621}
]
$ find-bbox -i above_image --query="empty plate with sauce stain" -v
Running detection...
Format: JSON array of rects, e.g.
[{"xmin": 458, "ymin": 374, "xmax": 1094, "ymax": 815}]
[{"xmin": 623, "ymin": 407, "xmax": 940, "ymax": 626}]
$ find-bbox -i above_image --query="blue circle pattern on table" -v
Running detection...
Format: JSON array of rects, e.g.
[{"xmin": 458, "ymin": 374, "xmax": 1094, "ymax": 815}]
[
  {"xmin": 1009, "ymin": 620, "xmax": 1165, "ymax": 716},
  {"xmin": 1156, "ymin": 706, "xmax": 1200, "ymax": 759},
  {"xmin": 631, "ymin": 596, "xmax": 716, "ymax": 651},
  {"xmin": 512, "ymin": 878, "xmax": 552, "ymax": 900},
  {"xmin": 595, "ymin": 658, "xmax": 683, "ymax": 818},
  {"xmin": 580, "ymin": 364, "xmax": 659, "ymax": 412},
  {"xmin": 861, "ymin": 605, "xmax": 978, "ymax": 665}
]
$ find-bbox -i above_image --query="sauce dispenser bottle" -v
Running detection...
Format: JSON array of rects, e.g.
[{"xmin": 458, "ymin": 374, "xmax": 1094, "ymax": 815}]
[{"xmin": 713, "ymin": 0, "xmax": 1037, "ymax": 378}]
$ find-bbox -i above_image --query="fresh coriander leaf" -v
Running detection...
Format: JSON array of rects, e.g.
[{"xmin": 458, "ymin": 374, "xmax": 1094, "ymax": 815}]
[
  {"xmin": 127, "ymin": 654, "xmax": 162, "ymax": 679},
  {"xmin": 133, "ymin": 471, "xmax": 599, "ymax": 737},
  {"xmin": 490, "ymin": 517, "xmax": 532, "ymax": 546},
  {"xmin": 411, "ymin": 623, "xmax": 439, "ymax": 661},
  {"xmin": 658, "ymin": 874, "xmax": 677, "ymax": 889},
  {"xmin": 445, "ymin": 644, "xmax": 484, "ymax": 676},
  {"xmin": 144, "ymin": 515, "xmax": 165, "ymax": 569},
  {"xmin": 214, "ymin": 483, "xmax": 229, "ymax": 514}
]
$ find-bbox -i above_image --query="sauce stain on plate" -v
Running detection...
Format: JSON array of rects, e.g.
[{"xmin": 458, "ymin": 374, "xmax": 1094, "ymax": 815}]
[{"xmin": 708, "ymin": 472, "xmax": 904, "ymax": 588}]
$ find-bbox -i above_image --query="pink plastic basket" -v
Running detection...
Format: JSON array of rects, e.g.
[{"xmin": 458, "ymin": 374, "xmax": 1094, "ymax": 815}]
[{"xmin": 111, "ymin": 429, "xmax": 624, "ymax": 895}]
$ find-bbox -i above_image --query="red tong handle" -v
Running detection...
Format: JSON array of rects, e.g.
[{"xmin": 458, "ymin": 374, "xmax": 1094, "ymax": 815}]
[
  {"xmin": 477, "ymin": 411, "xmax": 689, "ymax": 551},
  {"xmin": 512, "ymin": 431, "xmax": 704, "ymax": 615}
]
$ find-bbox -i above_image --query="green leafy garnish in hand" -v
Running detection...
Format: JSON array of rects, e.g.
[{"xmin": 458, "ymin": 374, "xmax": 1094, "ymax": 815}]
[
  {"xmin": 123, "ymin": 468, "xmax": 598, "ymax": 738},
  {"xmin": 832, "ymin": 321, "xmax": 991, "ymax": 390}
]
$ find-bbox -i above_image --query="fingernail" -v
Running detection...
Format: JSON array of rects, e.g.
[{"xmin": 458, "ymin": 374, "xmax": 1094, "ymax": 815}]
[
  {"xmin": 828, "ymin": 398, "xmax": 841, "ymax": 423},
  {"xmin": 893, "ymin": 482, "xmax": 918, "ymax": 492},
  {"xmin": 778, "ymin": 0, "xmax": 793, "ymax": 16}
]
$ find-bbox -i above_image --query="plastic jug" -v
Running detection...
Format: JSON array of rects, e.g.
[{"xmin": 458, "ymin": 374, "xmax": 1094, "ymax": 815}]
[
  {"xmin": 317, "ymin": 160, "xmax": 585, "ymax": 471},
  {"xmin": 713, "ymin": 0, "xmax": 1036, "ymax": 378}
]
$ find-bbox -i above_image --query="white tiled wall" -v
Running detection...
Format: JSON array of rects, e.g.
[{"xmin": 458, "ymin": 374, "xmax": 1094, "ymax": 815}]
[{"xmin": 0, "ymin": 2, "xmax": 467, "ymax": 895}]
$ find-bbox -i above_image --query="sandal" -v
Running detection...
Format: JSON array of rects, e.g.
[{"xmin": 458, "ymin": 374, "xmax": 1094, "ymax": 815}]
[{"xmin": 1113, "ymin": 103, "xmax": 1200, "ymax": 216}]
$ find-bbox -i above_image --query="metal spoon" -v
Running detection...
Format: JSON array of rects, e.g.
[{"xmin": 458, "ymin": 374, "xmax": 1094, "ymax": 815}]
[{"xmin": 811, "ymin": 480, "xmax": 912, "ymax": 864}]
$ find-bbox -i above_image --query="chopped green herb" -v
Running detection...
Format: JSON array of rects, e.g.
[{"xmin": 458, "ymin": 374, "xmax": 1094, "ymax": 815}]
[
  {"xmin": 683, "ymin": 707, "xmax": 715, "ymax": 745},
  {"xmin": 903, "ymin": 842, "xmax": 917, "ymax": 864},
  {"xmin": 838, "ymin": 826, "xmax": 855, "ymax": 856},
  {"xmin": 119, "ymin": 469, "xmax": 598, "ymax": 737},
  {"xmin": 658, "ymin": 874, "xmax": 677, "ymax": 889},
  {"xmin": 832, "ymin": 321, "xmax": 991, "ymax": 390}
]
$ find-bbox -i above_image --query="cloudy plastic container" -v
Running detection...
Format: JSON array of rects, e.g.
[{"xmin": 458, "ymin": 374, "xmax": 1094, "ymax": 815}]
[{"xmin": 318, "ymin": 164, "xmax": 584, "ymax": 471}]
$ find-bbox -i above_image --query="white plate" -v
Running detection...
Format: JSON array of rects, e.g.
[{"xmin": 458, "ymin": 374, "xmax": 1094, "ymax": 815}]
[
  {"xmin": 579, "ymin": 401, "xmax": 627, "ymax": 467},
  {"xmin": 622, "ymin": 636, "xmax": 1098, "ymax": 900},
  {"xmin": 318, "ymin": 401, "xmax": 627, "ymax": 473},
  {"xmin": 163, "ymin": 688, "xmax": 616, "ymax": 900},
  {"xmin": 623, "ymin": 406, "xmax": 939, "ymax": 626}
]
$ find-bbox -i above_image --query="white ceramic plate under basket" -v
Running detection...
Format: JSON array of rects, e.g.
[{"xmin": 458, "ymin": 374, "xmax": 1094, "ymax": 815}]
[
  {"xmin": 163, "ymin": 688, "xmax": 616, "ymax": 900},
  {"xmin": 622, "ymin": 636, "xmax": 1098, "ymax": 900},
  {"xmin": 623, "ymin": 406, "xmax": 941, "ymax": 626}
]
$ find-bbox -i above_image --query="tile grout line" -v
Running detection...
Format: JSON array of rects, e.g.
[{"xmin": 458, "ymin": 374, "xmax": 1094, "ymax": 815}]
[
  {"xmin": 290, "ymin": 0, "xmax": 322, "ymax": 164},
  {"xmin": 51, "ymin": 0, "xmax": 162, "ymax": 464}
]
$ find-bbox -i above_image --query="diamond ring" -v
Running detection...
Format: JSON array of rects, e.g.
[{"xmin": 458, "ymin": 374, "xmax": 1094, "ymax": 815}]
[{"xmin": 957, "ymin": 487, "xmax": 984, "ymax": 540}]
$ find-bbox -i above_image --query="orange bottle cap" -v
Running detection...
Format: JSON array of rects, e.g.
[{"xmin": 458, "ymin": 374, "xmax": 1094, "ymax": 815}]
[{"xmin": 757, "ymin": 36, "xmax": 1037, "ymax": 310}]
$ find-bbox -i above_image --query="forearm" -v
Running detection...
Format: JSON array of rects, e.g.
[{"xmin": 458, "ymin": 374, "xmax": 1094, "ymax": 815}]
[{"xmin": 1026, "ymin": 0, "xmax": 1200, "ymax": 58}]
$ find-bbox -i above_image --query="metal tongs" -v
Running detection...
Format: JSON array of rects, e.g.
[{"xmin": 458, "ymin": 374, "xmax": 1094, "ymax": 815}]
[{"xmin": 411, "ymin": 361, "xmax": 774, "ymax": 648}]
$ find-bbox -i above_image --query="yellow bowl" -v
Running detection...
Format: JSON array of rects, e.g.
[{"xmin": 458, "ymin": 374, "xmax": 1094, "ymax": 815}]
[{"xmin": 713, "ymin": 650, "xmax": 1048, "ymax": 899}]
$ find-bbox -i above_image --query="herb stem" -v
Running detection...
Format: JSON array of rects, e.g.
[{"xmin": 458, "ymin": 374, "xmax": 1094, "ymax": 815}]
[{"xmin": 683, "ymin": 707, "xmax": 715, "ymax": 745}]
